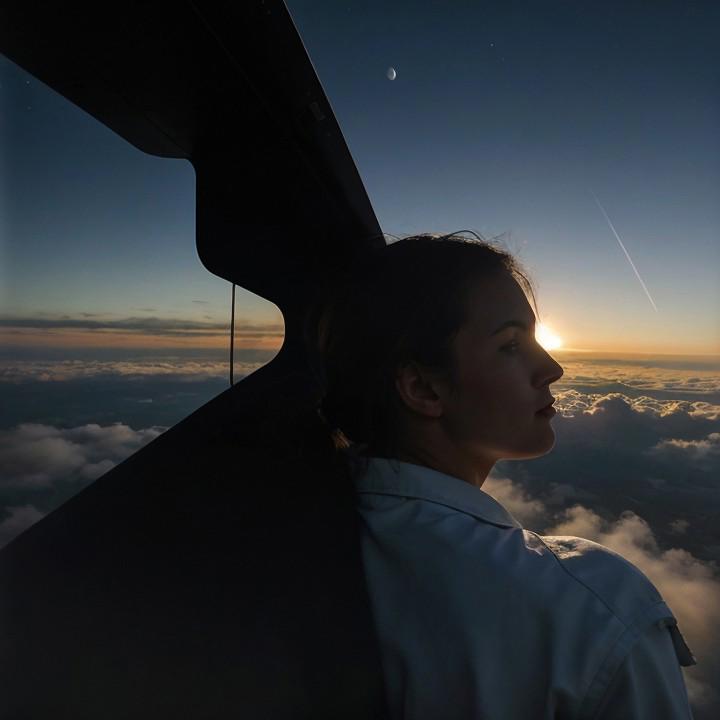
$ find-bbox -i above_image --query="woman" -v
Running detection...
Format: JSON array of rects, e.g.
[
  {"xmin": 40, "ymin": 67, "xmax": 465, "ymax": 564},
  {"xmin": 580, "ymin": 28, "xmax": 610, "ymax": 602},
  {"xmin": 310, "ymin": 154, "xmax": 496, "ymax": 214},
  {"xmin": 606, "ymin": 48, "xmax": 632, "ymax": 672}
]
[{"xmin": 312, "ymin": 233, "xmax": 695, "ymax": 719}]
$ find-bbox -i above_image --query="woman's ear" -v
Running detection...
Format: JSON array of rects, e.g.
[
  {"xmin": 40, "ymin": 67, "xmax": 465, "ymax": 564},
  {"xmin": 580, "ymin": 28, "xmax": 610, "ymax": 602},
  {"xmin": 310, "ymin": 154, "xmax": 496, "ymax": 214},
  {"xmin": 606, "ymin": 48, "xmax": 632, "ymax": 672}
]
[{"xmin": 394, "ymin": 362, "xmax": 446, "ymax": 418}]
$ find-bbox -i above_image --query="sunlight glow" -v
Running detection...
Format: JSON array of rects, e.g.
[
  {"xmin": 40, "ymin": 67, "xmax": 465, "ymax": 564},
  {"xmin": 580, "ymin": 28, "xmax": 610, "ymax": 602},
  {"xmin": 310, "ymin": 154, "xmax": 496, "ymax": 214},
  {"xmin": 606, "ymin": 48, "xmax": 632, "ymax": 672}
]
[{"xmin": 536, "ymin": 323, "xmax": 563, "ymax": 351}]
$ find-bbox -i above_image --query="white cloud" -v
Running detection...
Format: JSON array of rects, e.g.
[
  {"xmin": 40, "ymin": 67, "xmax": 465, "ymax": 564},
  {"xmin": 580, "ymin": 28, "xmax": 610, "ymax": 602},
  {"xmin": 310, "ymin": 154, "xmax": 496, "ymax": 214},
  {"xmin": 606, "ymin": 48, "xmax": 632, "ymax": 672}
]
[
  {"xmin": 0, "ymin": 504, "xmax": 45, "ymax": 548},
  {"xmin": 547, "ymin": 392, "xmax": 720, "ymax": 488},
  {"xmin": 0, "ymin": 423, "xmax": 165, "ymax": 488},
  {"xmin": 669, "ymin": 518, "xmax": 690, "ymax": 535},
  {"xmin": 0, "ymin": 359, "xmax": 245, "ymax": 382},
  {"xmin": 650, "ymin": 433, "xmax": 720, "ymax": 469},
  {"xmin": 555, "ymin": 390, "xmax": 720, "ymax": 422},
  {"xmin": 554, "ymin": 356, "xmax": 720, "ymax": 395},
  {"xmin": 482, "ymin": 475, "xmax": 548, "ymax": 527}
]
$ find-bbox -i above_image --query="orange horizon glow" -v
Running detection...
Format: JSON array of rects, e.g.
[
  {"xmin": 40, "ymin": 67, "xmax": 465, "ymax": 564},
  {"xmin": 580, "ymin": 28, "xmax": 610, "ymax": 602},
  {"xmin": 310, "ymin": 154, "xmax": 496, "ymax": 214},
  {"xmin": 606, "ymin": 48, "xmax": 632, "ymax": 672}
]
[
  {"xmin": 1, "ymin": 323, "xmax": 717, "ymax": 358},
  {"xmin": 0, "ymin": 328, "xmax": 285, "ymax": 350},
  {"xmin": 1, "ymin": 332, "xmax": 717, "ymax": 359}
]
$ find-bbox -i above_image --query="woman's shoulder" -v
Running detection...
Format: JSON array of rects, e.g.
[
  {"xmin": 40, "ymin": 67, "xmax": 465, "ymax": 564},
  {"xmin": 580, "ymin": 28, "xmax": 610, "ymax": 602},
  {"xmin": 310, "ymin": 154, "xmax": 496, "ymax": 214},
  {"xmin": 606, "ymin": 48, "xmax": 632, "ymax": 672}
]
[
  {"xmin": 525, "ymin": 531, "xmax": 670, "ymax": 627},
  {"xmin": 497, "ymin": 530, "xmax": 693, "ymax": 671}
]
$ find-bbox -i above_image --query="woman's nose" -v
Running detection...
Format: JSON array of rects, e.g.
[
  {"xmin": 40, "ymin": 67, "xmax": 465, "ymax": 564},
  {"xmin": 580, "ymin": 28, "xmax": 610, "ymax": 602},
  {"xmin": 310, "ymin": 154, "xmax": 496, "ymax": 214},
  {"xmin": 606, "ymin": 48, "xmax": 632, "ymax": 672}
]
[
  {"xmin": 535, "ymin": 348, "xmax": 563, "ymax": 387},
  {"xmin": 549, "ymin": 356, "xmax": 564, "ymax": 384}
]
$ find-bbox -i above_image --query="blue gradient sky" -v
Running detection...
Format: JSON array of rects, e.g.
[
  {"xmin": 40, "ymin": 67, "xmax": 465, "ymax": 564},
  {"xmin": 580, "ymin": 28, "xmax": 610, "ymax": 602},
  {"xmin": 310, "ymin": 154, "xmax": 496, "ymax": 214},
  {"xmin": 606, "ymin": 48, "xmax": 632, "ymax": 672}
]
[{"xmin": 1, "ymin": 0, "xmax": 719, "ymax": 354}]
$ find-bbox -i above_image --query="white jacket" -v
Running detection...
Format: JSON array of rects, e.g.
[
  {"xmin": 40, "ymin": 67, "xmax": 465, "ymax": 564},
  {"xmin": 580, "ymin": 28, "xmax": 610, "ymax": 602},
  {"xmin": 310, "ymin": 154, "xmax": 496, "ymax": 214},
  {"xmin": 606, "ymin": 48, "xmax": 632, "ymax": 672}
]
[{"xmin": 353, "ymin": 456, "xmax": 695, "ymax": 719}]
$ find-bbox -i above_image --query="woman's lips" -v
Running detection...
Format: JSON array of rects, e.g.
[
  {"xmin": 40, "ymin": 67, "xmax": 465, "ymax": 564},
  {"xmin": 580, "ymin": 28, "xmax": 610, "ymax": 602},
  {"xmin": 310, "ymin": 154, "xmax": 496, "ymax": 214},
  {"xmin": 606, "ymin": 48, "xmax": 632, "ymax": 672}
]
[{"xmin": 536, "ymin": 403, "xmax": 556, "ymax": 418}]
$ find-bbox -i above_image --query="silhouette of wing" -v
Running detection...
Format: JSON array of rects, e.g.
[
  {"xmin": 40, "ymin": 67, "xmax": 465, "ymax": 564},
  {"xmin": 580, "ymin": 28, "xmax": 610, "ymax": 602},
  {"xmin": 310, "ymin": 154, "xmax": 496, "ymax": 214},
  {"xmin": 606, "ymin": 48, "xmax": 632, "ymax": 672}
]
[{"xmin": 0, "ymin": 2, "xmax": 388, "ymax": 717}]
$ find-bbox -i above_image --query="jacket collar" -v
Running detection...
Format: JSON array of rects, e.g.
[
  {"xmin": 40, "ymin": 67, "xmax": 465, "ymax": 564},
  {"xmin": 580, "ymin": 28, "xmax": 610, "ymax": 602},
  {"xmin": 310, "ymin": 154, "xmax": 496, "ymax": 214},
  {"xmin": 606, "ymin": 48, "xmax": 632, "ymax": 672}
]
[{"xmin": 353, "ymin": 455, "xmax": 522, "ymax": 529}]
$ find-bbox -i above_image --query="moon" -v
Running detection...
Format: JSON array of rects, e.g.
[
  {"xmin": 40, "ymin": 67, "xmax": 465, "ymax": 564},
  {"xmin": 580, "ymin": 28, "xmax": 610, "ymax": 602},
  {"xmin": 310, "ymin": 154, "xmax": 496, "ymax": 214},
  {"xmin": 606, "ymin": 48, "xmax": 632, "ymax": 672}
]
[{"xmin": 386, "ymin": 67, "xmax": 397, "ymax": 81}]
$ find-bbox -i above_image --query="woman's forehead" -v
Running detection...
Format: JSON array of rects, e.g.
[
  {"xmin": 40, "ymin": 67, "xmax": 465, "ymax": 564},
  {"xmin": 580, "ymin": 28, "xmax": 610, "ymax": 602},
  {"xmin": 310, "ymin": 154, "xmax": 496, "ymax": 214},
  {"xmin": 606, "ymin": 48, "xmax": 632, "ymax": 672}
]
[{"xmin": 464, "ymin": 274, "xmax": 536, "ymax": 332}]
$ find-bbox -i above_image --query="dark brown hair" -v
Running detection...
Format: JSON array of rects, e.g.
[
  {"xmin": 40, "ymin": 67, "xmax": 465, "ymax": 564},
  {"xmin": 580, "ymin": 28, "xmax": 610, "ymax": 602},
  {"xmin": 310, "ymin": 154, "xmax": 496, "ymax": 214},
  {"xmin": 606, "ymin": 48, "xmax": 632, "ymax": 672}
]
[{"xmin": 306, "ymin": 232, "xmax": 535, "ymax": 474}]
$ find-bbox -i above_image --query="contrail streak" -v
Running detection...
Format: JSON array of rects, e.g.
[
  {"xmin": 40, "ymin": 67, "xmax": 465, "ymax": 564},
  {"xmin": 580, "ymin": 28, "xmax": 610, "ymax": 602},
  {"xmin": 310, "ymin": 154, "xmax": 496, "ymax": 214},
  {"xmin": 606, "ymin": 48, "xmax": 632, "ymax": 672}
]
[{"xmin": 591, "ymin": 191, "xmax": 658, "ymax": 313}]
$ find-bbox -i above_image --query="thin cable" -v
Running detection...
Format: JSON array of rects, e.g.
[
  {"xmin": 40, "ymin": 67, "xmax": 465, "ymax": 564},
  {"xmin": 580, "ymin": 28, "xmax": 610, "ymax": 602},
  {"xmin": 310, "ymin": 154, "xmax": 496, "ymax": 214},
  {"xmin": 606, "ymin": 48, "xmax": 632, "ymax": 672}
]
[{"xmin": 230, "ymin": 282, "xmax": 236, "ymax": 386}]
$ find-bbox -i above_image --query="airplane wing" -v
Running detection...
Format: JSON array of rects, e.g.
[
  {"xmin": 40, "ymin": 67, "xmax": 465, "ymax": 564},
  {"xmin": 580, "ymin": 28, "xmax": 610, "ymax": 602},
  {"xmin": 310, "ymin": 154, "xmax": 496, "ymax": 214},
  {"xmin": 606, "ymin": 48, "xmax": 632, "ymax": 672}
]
[{"xmin": 0, "ymin": 1, "xmax": 388, "ymax": 717}]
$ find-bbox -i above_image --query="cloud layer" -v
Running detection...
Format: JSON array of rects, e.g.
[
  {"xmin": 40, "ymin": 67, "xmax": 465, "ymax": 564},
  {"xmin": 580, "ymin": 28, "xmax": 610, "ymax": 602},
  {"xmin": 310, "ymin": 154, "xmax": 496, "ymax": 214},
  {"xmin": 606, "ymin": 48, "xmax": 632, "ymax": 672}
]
[
  {"xmin": 0, "ymin": 504, "xmax": 45, "ymax": 548},
  {"xmin": 0, "ymin": 423, "xmax": 164, "ymax": 488},
  {"xmin": 556, "ymin": 388, "xmax": 720, "ymax": 422},
  {"xmin": 554, "ymin": 354, "xmax": 720, "ymax": 396},
  {"xmin": 0, "ymin": 355, "xmax": 274, "ymax": 383}
]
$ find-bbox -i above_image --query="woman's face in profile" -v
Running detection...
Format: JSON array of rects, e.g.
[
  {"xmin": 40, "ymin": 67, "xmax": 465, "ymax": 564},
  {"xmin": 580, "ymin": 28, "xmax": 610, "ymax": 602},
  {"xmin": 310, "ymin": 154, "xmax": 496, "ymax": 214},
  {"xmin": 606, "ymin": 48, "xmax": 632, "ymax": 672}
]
[{"xmin": 439, "ymin": 271, "xmax": 564, "ymax": 464}]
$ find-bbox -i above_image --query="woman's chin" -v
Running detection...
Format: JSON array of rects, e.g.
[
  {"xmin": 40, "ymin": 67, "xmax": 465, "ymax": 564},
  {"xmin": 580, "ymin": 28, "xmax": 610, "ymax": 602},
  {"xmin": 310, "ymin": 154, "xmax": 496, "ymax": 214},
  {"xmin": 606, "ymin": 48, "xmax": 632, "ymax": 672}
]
[
  {"xmin": 533, "ymin": 428, "xmax": 557, "ymax": 457},
  {"xmin": 500, "ymin": 433, "xmax": 555, "ymax": 460},
  {"xmin": 505, "ymin": 427, "xmax": 556, "ymax": 460}
]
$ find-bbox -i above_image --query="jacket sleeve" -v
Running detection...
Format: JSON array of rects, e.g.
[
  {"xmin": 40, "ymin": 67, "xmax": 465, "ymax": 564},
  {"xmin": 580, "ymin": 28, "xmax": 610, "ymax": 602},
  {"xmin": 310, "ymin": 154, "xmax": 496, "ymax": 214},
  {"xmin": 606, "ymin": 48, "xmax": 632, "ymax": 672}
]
[{"xmin": 592, "ymin": 619, "xmax": 695, "ymax": 720}]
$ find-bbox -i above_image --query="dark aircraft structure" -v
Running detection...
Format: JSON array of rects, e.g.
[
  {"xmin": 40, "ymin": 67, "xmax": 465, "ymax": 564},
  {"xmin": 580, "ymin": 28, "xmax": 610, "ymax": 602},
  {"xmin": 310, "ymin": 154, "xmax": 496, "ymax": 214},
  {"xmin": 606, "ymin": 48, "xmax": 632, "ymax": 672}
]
[{"xmin": 0, "ymin": 1, "xmax": 388, "ymax": 717}]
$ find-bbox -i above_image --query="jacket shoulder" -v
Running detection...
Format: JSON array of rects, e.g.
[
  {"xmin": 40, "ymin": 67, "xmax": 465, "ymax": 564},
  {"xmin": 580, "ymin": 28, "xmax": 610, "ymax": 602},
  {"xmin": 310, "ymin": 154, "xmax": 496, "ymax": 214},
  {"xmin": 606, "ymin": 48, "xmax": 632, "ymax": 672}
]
[{"xmin": 533, "ymin": 533, "xmax": 664, "ymax": 622}]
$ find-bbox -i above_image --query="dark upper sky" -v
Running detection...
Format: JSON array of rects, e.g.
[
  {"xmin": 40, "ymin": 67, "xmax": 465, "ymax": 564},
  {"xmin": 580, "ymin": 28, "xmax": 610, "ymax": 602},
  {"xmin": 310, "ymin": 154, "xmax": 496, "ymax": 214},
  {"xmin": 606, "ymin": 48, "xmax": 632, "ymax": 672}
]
[
  {"xmin": 1, "ymin": 0, "xmax": 719, "ymax": 353},
  {"xmin": 287, "ymin": 0, "xmax": 720, "ymax": 353}
]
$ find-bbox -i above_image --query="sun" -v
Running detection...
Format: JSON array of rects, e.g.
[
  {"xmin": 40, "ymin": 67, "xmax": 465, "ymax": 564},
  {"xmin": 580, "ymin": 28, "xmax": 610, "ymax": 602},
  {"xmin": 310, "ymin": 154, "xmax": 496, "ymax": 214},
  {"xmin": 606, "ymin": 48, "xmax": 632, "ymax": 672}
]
[{"xmin": 536, "ymin": 323, "xmax": 563, "ymax": 351}]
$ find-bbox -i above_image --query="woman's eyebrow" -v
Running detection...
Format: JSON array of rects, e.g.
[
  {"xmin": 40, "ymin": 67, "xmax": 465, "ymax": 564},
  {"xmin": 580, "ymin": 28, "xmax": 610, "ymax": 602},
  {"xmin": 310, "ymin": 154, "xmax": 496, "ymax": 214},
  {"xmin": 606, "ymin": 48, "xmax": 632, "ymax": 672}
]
[{"xmin": 490, "ymin": 318, "xmax": 536, "ymax": 336}]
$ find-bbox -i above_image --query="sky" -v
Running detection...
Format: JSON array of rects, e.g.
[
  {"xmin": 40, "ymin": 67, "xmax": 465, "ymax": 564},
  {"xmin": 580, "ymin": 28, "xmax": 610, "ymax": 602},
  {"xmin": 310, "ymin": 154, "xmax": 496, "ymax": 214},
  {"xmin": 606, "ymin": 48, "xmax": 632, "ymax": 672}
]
[
  {"xmin": 1, "ymin": 2, "xmax": 720, "ymax": 714},
  {"xmin": 1, "ymin": 0, "xmax": 719, "ymax": 354},
  {"xmin": 286, "ymin": 0, "xmax": 720, "ymax": 355}
]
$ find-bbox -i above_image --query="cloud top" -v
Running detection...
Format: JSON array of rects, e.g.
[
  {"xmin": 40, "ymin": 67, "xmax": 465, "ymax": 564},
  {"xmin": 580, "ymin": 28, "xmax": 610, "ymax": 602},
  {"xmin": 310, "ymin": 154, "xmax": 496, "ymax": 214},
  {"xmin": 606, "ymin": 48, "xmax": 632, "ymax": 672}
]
[
  {"xmin": 0, "ymin": 423, "xmax": 164, "ymax": 488},
  {"xmin": 555, "ymin": 354, "xmax": 720, "ymax": 395},
  {"xmin": 0, "ymin": 504, "xmax": 45, "ymax": 548},
  {"xmin": 0, "ymin": 357, "xmax": 269, "ymax": 383}
]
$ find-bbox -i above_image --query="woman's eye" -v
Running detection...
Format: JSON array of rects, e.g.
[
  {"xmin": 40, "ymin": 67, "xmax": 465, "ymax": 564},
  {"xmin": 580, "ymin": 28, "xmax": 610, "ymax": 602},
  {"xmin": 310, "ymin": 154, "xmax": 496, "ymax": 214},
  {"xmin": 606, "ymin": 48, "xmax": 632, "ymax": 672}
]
[{"xmin": 501, "ymin": 340, "xmax": 521, "ymax": 354}]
